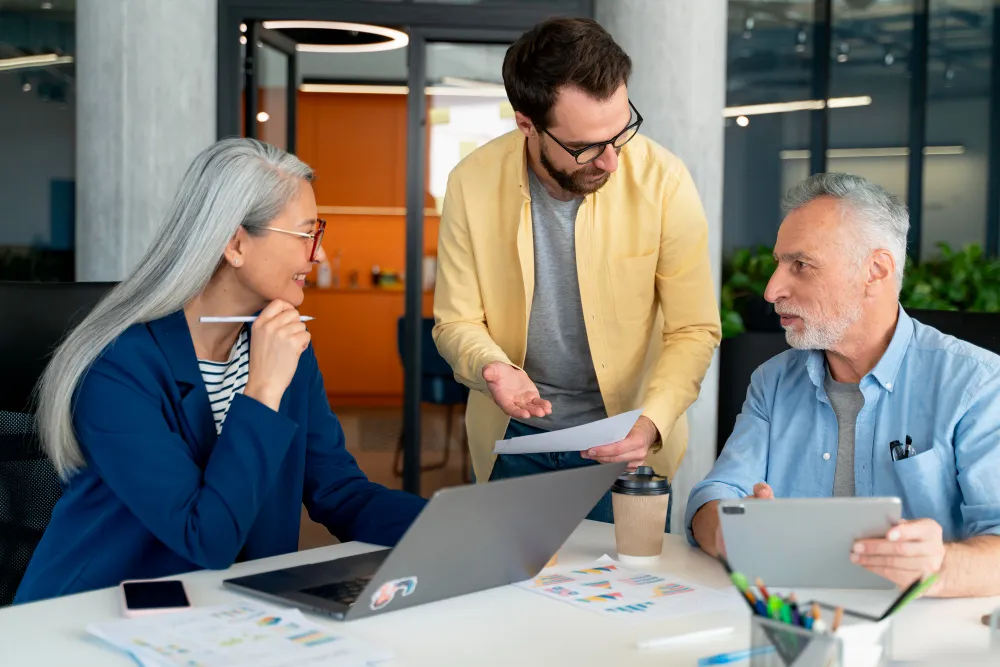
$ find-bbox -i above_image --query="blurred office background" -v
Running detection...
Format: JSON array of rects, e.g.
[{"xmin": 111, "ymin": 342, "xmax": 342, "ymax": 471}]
[{"xmin": 1, "ymin": 0, "xmax": 997, "ymax": 545}]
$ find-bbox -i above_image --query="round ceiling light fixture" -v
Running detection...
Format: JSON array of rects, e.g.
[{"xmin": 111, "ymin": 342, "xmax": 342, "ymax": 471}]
[{"xmin": 261, "ymin": 21, "xmax": 408, "ymax": 54}]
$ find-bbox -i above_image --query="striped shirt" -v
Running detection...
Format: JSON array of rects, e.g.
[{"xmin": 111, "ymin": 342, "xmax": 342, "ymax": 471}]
[{"xmin": 198, "ymin": 328, "xmax": 250, "ymax": 434}]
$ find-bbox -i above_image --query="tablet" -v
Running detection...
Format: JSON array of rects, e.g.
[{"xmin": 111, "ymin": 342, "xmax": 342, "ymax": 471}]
[{"xmin": 718, "ymin": 497, "xmax": 902, "ymax": 590}]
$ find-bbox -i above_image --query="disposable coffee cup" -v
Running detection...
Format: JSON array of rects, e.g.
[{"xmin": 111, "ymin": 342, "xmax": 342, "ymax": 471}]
[{"xmin": 611, "ymin": 466, "xmax": 670, "ymax": 567}]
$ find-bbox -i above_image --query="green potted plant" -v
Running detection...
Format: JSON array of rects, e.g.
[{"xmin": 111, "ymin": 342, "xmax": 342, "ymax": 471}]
[
  {"xmin": 720, "ymin": 245, "xmax": 778, "ymax": 339},
  {"xmin": 716, "ymin": 241, "xmax": 1000, "ymax": 456}
]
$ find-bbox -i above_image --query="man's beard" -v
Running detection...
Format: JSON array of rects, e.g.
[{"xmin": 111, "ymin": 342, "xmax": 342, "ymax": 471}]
[
  {"xmin": 539, "ymin": 142, "xmax": 610, "ymax": 196},
  {"xmin": 777, "ymin": 299, "xmax": 862, "ymax": 350}
]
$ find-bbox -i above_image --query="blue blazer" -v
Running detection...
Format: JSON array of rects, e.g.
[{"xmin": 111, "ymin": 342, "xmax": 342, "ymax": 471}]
[{"xmin": 15, "ymin": 311, "xmax": 426, "ymax": 604}]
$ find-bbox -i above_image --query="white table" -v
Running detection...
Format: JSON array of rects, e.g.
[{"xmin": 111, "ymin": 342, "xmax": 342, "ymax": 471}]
[{"xmin": 2, "ymin": 521, "xmax": 998, "ymax": 666}]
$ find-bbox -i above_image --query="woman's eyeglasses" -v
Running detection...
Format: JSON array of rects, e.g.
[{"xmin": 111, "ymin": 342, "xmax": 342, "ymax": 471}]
[
  {"xmin": 543, "ymin": 100, "xmax": 643, "ymax": 166},
  {"xmin": 245, "ymin": 218, "xmax": 327, "ymax": 262}
]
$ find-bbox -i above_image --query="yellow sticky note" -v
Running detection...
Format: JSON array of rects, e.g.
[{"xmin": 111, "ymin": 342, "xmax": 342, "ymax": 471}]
[
  {"xmin": 459, "ymin": 141, "xmax": 478, "ymax": 159},
  {"xmin": 429, "ymin": 107, "xmax": 451, "ymax": 125}
]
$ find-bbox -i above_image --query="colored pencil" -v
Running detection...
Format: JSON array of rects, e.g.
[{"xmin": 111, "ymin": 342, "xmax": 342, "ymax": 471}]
[
  {"xmin": 755, "ymin": 577, "xmax": 772, "ymax": 600},
  {"xmin": 832, "ymin": 607, "xmax": 844, "ymax": 632},
  {"xmin": 787, "ymin": 593, "xmax": 802, "ymax": 626}
]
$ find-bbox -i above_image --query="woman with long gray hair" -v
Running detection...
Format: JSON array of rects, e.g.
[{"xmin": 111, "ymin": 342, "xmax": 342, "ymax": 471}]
[{"xmin": 15, "ymin": 138, "xmax": 426, "ymax": 604}]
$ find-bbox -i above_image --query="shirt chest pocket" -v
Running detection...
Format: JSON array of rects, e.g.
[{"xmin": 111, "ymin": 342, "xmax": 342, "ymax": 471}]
[
  {"xmin": 889, "ymin": 447, "xmax": 955, "ymax": 527},
  {"xmin": 608, "ymin": 250, "xmax": 658, "ymax": 322}
]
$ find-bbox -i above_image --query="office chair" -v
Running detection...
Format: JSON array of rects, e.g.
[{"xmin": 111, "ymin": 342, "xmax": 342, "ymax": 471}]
[
  {"xmin": 0, "ymin": 281, "xmax": 114, "ymax": 606},
  {"xmin": 393, "ymin": 317, "xmax": 471, "ymax": 482}
]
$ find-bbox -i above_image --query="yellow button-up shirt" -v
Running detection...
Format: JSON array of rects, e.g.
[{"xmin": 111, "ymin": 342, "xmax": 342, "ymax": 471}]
[{"xmin": 433, "ymin": 130, "xmax": 721, "ymax": 483}]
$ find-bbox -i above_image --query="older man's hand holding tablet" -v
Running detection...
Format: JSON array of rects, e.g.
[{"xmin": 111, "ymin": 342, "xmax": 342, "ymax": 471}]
[
  {"xmin": 717, "ymin": 496, "xmax": 903, "ymax": 589},
  {"xmin": 686, "ymin": 174, "xmax": 1000, "ymax": 599}
]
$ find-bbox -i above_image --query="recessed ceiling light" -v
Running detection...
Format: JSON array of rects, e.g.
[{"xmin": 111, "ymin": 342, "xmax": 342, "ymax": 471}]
[
  {"xmin": 240, "ymin": 23, "xmax": 247, "ymax": 33},
  {"xmin": 0, "ymin": 53, "xmax": 74, "ymax": 72},
  {"xmin": 724, "ymin": 96, "xmax": 871, "ymax": 117},
  {"xmin": 257, "ymin": 111, "xmax": 270, "ymax": 123},
  {"xmin": 41, "ymin": 2, "xmax": 53, "ymax": 9},
  {"xmin": 240, "ymin": 36, "xmax": 247, "ymax": 45},
  {"xmin": 261, "ymin": 20, "xmax": 408, "ymax": 53},
  {"xmin": 736, "ymin": 115, "xmax": 750, "ymax": 127}
]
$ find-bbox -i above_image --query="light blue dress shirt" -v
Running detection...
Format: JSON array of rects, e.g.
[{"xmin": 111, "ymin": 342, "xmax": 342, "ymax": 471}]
[{"xmin": 687, "ymin": 308, "xmax": 1000, "ymax": 545}]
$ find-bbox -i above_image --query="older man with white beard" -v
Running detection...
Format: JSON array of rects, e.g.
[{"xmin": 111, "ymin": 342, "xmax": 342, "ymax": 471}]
[{"xmin": 687, "ymin": 173, "xmax": 1000, "ymax": 598}]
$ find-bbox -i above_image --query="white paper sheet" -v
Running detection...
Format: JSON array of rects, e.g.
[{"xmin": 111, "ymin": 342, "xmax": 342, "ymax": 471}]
[
  {"xmin": 493, "ymin": 409, "xmax": 642, "ymax": 455},
  {"xmin": 516, "ymin": 555, "xmax": 741, "ymax": 621},
  {"xmin": 87, "ymin": 601, "xmax": 392, "ymax": 667}
]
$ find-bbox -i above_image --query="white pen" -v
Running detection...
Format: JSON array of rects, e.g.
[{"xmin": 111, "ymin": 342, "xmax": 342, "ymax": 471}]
[
  {"xmin": 199, "ymin": 316, "xmax": 315, "ymax": 323},
  {"xmin": 636, "ymin": 626, "xmax": 735, "ymax": 650}
]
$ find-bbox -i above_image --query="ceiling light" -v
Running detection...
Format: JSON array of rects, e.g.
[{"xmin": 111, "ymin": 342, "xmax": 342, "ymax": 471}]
[
  {"xmin": 261, "ymin": 20, "xmax": 408, "ymax": 53},
  {"xmin": 240, "ymin": 23, "xmax": 247, "ymax": 33},
  {"xmin": 826, "ymin": 95, "xmax": 872, "ymax": 109},
  {"xmin": 0, "ymin": 53, "xmax": 74, "ymax": 72},
  {"xmin": 257, "ymin": 111, "xmax": 270, "ymax": 122},
  {"xmin": 736, "ymin": 115, "xmax": 750, "ymax": 127},
  {"xmin": 837, "ymin": 41, "xmax": 850, "ymax": 63},
  {"xmin": 780, "ymin": 145, "xmax": 965, "ymax": 160},
  {"xmin": 298, "ymin": 83, "xmax": 510, "ymax": 98},
  {"xmin": 22, "ymin": 82, "xmax": 31, "ymax": 92},
  {"xmin": 884, "ymin": 53, "xmax": 895, "ymax": 66},
  {"xmin": 723, "ymin": 96, "xmax": 871, "ymax": 117},
  {"xmin": 797, "ymin": 29, "xmax": 808, "ymax": 44},
  {"xmin": 240, "ymin": 36, "xmax": 247, "ymax": 45},
  {"xmin": 300, "ymin": 83, "xmax": 408, "ymax": 95},
  {"xmin": 41, "ymin": 2, "xmax": 52, "ymax": 9}
]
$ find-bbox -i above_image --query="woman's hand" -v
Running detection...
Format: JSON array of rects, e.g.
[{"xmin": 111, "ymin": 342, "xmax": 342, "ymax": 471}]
[{"xmin": 243, "ymin": 299, "xmax": 311, "ymax": 411}]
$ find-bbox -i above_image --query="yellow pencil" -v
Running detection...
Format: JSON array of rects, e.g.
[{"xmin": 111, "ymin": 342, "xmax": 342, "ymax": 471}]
[{"xmin": 832, "ymin": 607, "xmax": 844, "ymax": 632}]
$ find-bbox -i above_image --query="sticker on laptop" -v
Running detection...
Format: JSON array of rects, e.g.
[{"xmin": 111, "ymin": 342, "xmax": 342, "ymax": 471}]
[{"xmin": 369, "ymin": 576, "xmax": 418, "ymax": 611}]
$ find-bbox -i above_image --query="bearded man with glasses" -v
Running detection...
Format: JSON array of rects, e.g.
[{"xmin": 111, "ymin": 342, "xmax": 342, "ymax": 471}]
[{"xmin": 432, "ymin": 18, "xmax": 721, "ymax": 530}]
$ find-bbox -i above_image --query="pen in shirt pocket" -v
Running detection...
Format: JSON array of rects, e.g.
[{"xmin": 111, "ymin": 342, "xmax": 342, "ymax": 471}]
[{"xmin": 889, "ymin": 435, "xmax": 917, "ymax": 461}]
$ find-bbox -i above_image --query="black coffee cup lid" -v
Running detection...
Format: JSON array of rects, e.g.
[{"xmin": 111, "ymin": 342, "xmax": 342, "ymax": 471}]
[{"xmin": 611, "ymin": 466, "xmax": 669, "ymax": 496}]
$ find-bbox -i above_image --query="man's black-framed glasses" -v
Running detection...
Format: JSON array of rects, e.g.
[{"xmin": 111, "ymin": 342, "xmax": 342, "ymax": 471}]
[{"xmin": 543, "ymin": 100, "xmax": 643, "ymax": 165}]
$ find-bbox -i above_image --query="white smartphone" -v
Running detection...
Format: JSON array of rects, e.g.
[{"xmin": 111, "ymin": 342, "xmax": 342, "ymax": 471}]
[{"xmin": 120, "ymin": 579, "xmax": 192, "ymax": 617}]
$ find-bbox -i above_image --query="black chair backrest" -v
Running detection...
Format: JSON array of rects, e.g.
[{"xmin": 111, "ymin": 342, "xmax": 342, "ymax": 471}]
[
  {"xmin": 717, "ymin": 308, "xmax": 1000, "ymax": 456},
  {"xmin": 0, "ymin": 281, "xmax": 114, "ymax": 606},
  {"xmin": 395, "ymin": 316, "xmax": 460, "ymax": 378},
  {"xmin": 0, "ymin": 281, "xmax": 115, "ymax": 414},
  {"xmin": 906, "ymin": 309, "xmax": 1000, "ymax": 355}
]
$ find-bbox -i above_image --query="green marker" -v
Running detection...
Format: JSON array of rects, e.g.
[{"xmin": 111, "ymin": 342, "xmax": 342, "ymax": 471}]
[
  {"xmin": 889, "ymin": 573, "xmax": 939, "ymax": 617},
  {"xmin": 767, "ymin": 595, "xmax": 783, "ymax": 620},
  {"xmin": 779, "ymin": 601, "xmax": 793, "ymax": 625},
  {"xmin": 730, "ymin": 571, "xmax": 750, "ymax": 593}
]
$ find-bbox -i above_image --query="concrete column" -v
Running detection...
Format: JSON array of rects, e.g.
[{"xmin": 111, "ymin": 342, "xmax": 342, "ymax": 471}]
[
  {"xmin": 596, "ymin": 0, "xmax": 728, "ymax": 534},
  {"xmin": 76, "ymin": 0, "xmax": 217, "ymax": 280}
]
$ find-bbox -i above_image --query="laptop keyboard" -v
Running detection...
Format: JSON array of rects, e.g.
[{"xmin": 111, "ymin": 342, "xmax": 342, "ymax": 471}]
[{"xmin": 300, "ymin": 576, "xmax": 373, "ymax": 607}]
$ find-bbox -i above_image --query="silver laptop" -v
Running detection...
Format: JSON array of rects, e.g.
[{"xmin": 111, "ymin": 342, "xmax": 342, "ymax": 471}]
[{"xmin": 223, "ymin": 462, "xmax": 628, "ymax": 620}]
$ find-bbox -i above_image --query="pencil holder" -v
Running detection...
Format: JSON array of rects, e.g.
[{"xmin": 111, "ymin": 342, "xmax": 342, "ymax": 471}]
[{"xmin": 749, "ymin": 613, "xmax": 891, "ymax": 667}]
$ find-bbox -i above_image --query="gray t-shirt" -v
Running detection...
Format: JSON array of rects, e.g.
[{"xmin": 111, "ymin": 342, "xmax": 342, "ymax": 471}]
[
  {"xmin": 515, "ymin": 169, "xmax": 607, "ymax": 431},
  {"xmin": 824, "ymin": 368, "xmax": 864, "ymax": 497}
]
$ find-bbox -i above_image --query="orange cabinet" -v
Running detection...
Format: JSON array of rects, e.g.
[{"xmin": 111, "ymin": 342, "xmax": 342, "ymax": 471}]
[{"xmin": 303, "ymin": 288, "xmax": 435, "ymax": 407}]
